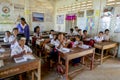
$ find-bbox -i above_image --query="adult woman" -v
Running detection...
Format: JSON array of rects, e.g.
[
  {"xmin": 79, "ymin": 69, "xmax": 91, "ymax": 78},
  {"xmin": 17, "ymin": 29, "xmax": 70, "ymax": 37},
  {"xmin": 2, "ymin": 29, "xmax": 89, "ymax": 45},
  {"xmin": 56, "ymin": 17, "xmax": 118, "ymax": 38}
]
[{"xmin": 16, "ymin": 18, "xmax": 30, "ymax": 45}]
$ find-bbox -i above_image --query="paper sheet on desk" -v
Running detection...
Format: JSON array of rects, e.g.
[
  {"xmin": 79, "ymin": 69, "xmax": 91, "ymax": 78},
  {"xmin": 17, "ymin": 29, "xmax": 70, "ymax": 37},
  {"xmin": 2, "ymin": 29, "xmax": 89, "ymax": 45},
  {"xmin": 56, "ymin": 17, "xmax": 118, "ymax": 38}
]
[
  {"xmin": 58, "ymin": 48, "xmax": 70, "ymax": 53},
  {"xmin": 14, "ymin": 55, "xmax": 35, "ymax": 63},
  {"xmin": 0, "ymin": 48, "xmax": 5, "ymax": 53},
  {"xmin": 79, "ymin": 44, "xmax": 90, "ymax": 49}
]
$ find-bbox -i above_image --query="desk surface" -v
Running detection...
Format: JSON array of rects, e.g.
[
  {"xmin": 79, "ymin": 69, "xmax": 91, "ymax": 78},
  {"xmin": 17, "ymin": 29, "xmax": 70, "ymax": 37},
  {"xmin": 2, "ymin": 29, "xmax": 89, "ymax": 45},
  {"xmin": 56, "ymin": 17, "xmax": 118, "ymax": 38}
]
[
  {"xmin": 0, "ymin": 49, "xmax": 40, "ymax": 79},
  {"xmin": 94, "ymin": 41, "xmax": 118, "ymax": 49},
  {"xmin": 59, "ymin": 47, "xmax": 95, "ymax": 60}
]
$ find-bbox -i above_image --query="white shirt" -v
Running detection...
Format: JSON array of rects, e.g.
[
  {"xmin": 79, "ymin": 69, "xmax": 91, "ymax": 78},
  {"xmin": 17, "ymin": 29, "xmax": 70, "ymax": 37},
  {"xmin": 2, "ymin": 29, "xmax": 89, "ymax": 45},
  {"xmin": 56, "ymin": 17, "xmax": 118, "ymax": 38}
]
[
  {"xmin": 103, "ymin": 34, "xmax": 110, "ymax": 41},
  {"xmin": 67, "ymin": 32, "xmax": 74, "ymax": 36},
  {"xmin": 20, "ymin": 23, "xmax": 26, "ymax": 29},
  {"xmin": 49, "ymin": 34, "xmax": 54, "ymax": 39},
  {"xmin": 3, "ymin": 35, "xmax": 13, "ymax": 43},
  {"xmin": 11, "ymin": 45, "xmax": 32, "ymax": 57},
  {"xmin": 94, "ymin": 36, "xmax": 104, "ymax": 42},
  {"xmin": 73, "ymin": 30, "xmax": 79, "ymax": 35},
  {"xmin": 51, "ymin": 39, "xmax": 59, "ymax": 48},
  {"xmin": 33, "ymin": 32, "xmax": 42, "ymax": 38}
]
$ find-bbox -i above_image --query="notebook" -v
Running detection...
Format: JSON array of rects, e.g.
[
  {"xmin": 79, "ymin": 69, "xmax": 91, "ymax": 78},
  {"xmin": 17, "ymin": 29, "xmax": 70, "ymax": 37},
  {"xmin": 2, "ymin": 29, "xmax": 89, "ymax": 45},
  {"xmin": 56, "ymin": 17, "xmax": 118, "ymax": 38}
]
[{"xmin": 14, "ymin": 54, "xmax": 35, "ymax": 63}]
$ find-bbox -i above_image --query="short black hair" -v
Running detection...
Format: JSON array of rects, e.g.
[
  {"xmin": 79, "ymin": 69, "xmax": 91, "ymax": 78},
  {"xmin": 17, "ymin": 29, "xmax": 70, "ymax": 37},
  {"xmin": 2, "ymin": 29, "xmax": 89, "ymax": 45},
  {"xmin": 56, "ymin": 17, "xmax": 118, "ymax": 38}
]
[
  {"xmin": 50, "ymin": 29, "xmax": 54, "ymax": 32},
  {"xmin": 5, "ymin": 31, "xmax": 11, "ymax": 34},
  {"xmin": 70, "ymin": 28, "xmax": 74, "ymax": 32},
  {"xmin": 34, "ymin": 26, "xmax": 40, "ymax": 33},
  {"xmin": 83, "ymin": 30, "xmax": 87, "ymax": 33},
  {"xmin": 74, "ymin": 26, "xmax": 78, "ymax": 29},
  {"xmin": 21, "ymin": 17, "xmax": 26, "ymax": 23},
  {"xmin": 16, "ymin": 34, "xmax": 25, "ymax": 41},
  {"xmin": 99, "ymin": 31, "xmax": 103, "ymax": 34},
  {"xmin": 13, "ymin": 28, "xmax": 18, "ymax": 31},
  {"xmin": 78, "ymin": 29, "xmax": 82, "ymax": 32},
  {"xmin": 105, "ymin": 29, "xmax": 109, "ymax": 32}
]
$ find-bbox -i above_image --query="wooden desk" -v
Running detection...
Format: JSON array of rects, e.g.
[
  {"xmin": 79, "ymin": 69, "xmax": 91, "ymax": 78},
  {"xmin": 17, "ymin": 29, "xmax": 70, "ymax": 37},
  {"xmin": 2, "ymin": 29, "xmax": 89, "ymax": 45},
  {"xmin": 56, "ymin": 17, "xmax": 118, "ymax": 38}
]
[
  {"xmin": 59, "ymin": 47, "xmax": 95, "ymax": 80},
  {"xmin": 0, "ymin": 55, "xmax": 41, "ymax": 80},
  {"xmin": 94, "ymin": 41, "xmax": 118, "ymax": 64}
]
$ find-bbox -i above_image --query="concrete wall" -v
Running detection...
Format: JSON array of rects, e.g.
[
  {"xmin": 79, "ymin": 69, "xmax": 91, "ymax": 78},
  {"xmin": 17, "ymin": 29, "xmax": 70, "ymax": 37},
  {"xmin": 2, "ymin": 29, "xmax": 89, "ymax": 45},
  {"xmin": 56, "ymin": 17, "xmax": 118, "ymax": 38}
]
[{"xmin": 0, "ymin": 0, "xmax": 55, "ymax": 32}]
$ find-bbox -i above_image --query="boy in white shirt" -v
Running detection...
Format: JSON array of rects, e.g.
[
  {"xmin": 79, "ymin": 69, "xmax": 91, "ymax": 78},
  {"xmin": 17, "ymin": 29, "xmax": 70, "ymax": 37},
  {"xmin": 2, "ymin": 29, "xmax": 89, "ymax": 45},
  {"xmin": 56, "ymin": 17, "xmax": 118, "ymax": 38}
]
[
  {"xmin": 10, "ymin": 28, "xmax": 19, "ymax": 49},
  {"xmin": 3, "ymin": 31, "xmax": 12, "ymax": 43},
  {"xmin": 94, "ymin": 31, "xmax": 104, "ymax": 43},
  {"xmin": 49, "ymin": 30, "xmax": 55, "ymax": 40},
  {"xmin": 103, "ymin": 29, "xmax": 110, "ymax": 41},
  {"xmin": 67, "ymin": 28, "xmax": 74, "ymax": 36},
  {"xmin": 11, "ymin": 34, "xmax": 32, "ymax": 58},
  {"xmin": 73, "ymin": 26, "xmax": 79, "ymax": 35}
]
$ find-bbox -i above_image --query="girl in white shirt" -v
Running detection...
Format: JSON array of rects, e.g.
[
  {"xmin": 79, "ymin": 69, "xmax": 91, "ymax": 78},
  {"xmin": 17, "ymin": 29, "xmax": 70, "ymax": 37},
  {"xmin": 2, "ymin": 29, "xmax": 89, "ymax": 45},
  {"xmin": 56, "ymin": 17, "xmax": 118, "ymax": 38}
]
[
  {"xmin": 33, "ymin": 26, "xmax": 42, "ymax": 39},
  {"xmin": 94, "ymin": 31, "xmax": 104, "ymax": 42}
]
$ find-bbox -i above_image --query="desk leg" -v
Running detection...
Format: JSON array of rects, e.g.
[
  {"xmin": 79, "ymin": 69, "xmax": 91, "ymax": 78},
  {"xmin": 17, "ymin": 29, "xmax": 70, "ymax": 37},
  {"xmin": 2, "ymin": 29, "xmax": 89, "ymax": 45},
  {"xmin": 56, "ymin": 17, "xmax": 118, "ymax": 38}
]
[
  {"xmin": 19, "ymin": 74, "xmax": 23, "ymax": 80},
  {"xmin": 90, "ymin": 52, "xmax": 95, "ymax": 70},
  {"xmin": 113, "ymin": 46, "xmax": 118, "ymax": 57},
  {"xmin": 38, "ymin": 60, "xmax": 41, "ymax": 80},
  {"xmin": 82, "ymin": 57, "xmax": 85, "ymax": 65},
  {"xmin": 65, "ymin": 59, "xmax": 69, "ymax": 80},
  {"xmin": 100, "ymin": 49, "xmax": 104, "ymax": 64},
  {"xmin": 32, "ymin": 71, "xmax": 34, "ymax": 80}
]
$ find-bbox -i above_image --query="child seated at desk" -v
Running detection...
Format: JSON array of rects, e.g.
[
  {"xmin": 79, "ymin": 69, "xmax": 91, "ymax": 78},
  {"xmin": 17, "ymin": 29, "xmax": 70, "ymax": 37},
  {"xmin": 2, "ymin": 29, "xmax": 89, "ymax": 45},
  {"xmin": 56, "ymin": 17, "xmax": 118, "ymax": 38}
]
[
  {"xmin": 94, "ymin": 31, "xmax": 104, "ymax": 43},
  {"xmin": 103, "ymin": 29, "xmax": 110, "ymax": 41},
  {"xmin": 71, "ymin": 35, "xmax": 83, "ymax": 66},
  {"xmin": 82, "ymin": 30, "xmax": 95, "ymax": 47},
  {"xmin": 67, "ymin": 28, "xmax": 74, "ymax": 36},
  {"xmin": 33, "ymin": 26, "xmax": 42, "ymax": 39},
  {"xmin": 10, "ymin": 28, "xmax": 19, "ymax": 49},
  {"xmin": 73, "ymin": 26, "xmax": 79, "ymax": 35},
  {"xmin": 11, "ymin": 34, "xmax": 32, "ymax": 58},
  {"xmin": 49, "ymin": 30, "xmax": 55, "ymax": 40},
  {"xmin": 3, "ymin": 31, "xmax": 12, "ymax": 43}
]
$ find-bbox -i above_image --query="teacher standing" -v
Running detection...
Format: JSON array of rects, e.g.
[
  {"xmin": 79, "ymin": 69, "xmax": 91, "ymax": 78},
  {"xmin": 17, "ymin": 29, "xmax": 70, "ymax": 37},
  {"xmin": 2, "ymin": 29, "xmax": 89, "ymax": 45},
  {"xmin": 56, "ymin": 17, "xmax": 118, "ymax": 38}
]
[{"xmin": 16, "ymin": 17, "xmax": 30, "ymax": 45}]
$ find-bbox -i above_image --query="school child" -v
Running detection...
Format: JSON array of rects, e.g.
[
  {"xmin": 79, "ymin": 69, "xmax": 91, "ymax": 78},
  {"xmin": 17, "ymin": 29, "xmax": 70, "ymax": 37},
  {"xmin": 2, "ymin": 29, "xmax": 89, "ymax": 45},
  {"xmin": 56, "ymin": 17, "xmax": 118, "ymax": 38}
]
[
  {"xmin": 94, "ymin": 31, "xmax": 104, "ymax": 43},
  {"xmin": 103, "ymin": 29, "xmax": 110, "ymax": 41},
  {"xmin": 3, "ymin": 31, "xmax": 12, "ymax": 43},
  {"xmin": 11, "ymin": 34, "xmax": 32, "ymax": 58}
]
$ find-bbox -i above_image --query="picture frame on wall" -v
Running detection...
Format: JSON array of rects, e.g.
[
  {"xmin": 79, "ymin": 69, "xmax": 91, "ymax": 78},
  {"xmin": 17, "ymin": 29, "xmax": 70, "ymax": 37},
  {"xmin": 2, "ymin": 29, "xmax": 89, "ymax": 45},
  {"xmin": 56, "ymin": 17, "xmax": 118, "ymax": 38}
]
[
  {"xmin": 32, "ymin": 12, "xmax": 44, "ymax": 22},
  {"xmin": 86, "ymin": 9, "xmax": 94, "ymax": 16}
]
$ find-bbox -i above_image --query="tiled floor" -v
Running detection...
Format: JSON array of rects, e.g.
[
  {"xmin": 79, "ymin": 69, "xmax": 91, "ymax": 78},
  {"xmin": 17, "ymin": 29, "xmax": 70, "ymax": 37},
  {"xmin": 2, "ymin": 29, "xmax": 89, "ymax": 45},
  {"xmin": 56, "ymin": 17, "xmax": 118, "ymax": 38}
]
[{"xmin": 41, "ymin": 58, "xmax": 120, "ymax": 80}]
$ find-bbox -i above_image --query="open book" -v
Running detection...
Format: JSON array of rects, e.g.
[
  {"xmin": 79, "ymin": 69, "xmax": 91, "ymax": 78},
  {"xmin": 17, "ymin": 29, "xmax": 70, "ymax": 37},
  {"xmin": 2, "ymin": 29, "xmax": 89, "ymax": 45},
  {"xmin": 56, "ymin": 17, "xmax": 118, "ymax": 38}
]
[{"xmin": 14, "ymin": 54, "xmax": 35, "ymax": 63}]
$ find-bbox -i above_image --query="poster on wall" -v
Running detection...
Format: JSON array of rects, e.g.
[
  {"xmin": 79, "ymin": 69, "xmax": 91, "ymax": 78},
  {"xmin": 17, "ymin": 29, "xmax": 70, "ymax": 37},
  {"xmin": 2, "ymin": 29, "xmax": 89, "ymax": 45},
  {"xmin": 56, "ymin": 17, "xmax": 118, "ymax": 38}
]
[
  {"xmin": 77, "ymin": 17, "xmax": 86, "ymax": 30},
  {"xmin": 0, "ymin": 2, "xmax": 14, "ymax": 24},
  {"xmin": 57, "ymin": 15, "xmax": 64, "ymax": 24},
  {"xmin": 114, "ymin": 15, "xmax": 120, "ymax": 33},
  {"xmin": 86, "ymin": 16, "xmax": 95, "ymax": 33},
  {"xmin": 32, "ymin": 12, "xmax": 44, "ymax": 22},
  {"xmin": 100, "ymin": 6, "xmax": 114, "ymax": 31},
  {"xmin": 86, "ymin": 10, "xmax": 94, "ymax": 16}
]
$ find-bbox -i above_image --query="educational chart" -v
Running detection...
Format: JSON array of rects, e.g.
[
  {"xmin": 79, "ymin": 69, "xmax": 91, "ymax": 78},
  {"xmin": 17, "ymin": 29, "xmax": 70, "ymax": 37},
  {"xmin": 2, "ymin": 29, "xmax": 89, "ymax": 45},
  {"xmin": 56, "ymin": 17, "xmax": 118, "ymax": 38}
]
[
  {"xmin": 57, "ymin": 15, "xmax": 64, "ymax": 24},
  {"xmin": 77, "ymin": 17, "xmax": 86, "ymax": 30},
  {"xmin": 114, "ymin": 7, "xmax": 120, "ymax": 33},
  {"xmin": 0, "ymin": 2, "xmax": 14, "ymax": 24},
  {"xmin": 100, "ymin": 6, "xmax": 114, "ymax": 31},
  {"xmin": 86, "ymin": 16, "xmax": 95, "ymax": 34}
]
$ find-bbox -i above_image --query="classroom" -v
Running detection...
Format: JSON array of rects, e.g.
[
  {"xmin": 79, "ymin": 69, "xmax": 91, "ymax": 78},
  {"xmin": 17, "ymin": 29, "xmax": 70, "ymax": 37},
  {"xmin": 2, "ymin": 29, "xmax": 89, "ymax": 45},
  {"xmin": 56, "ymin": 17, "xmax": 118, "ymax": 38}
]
[{"xmin": 0, "ymin": 0, "xmax": 120, "ymax": 80}]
